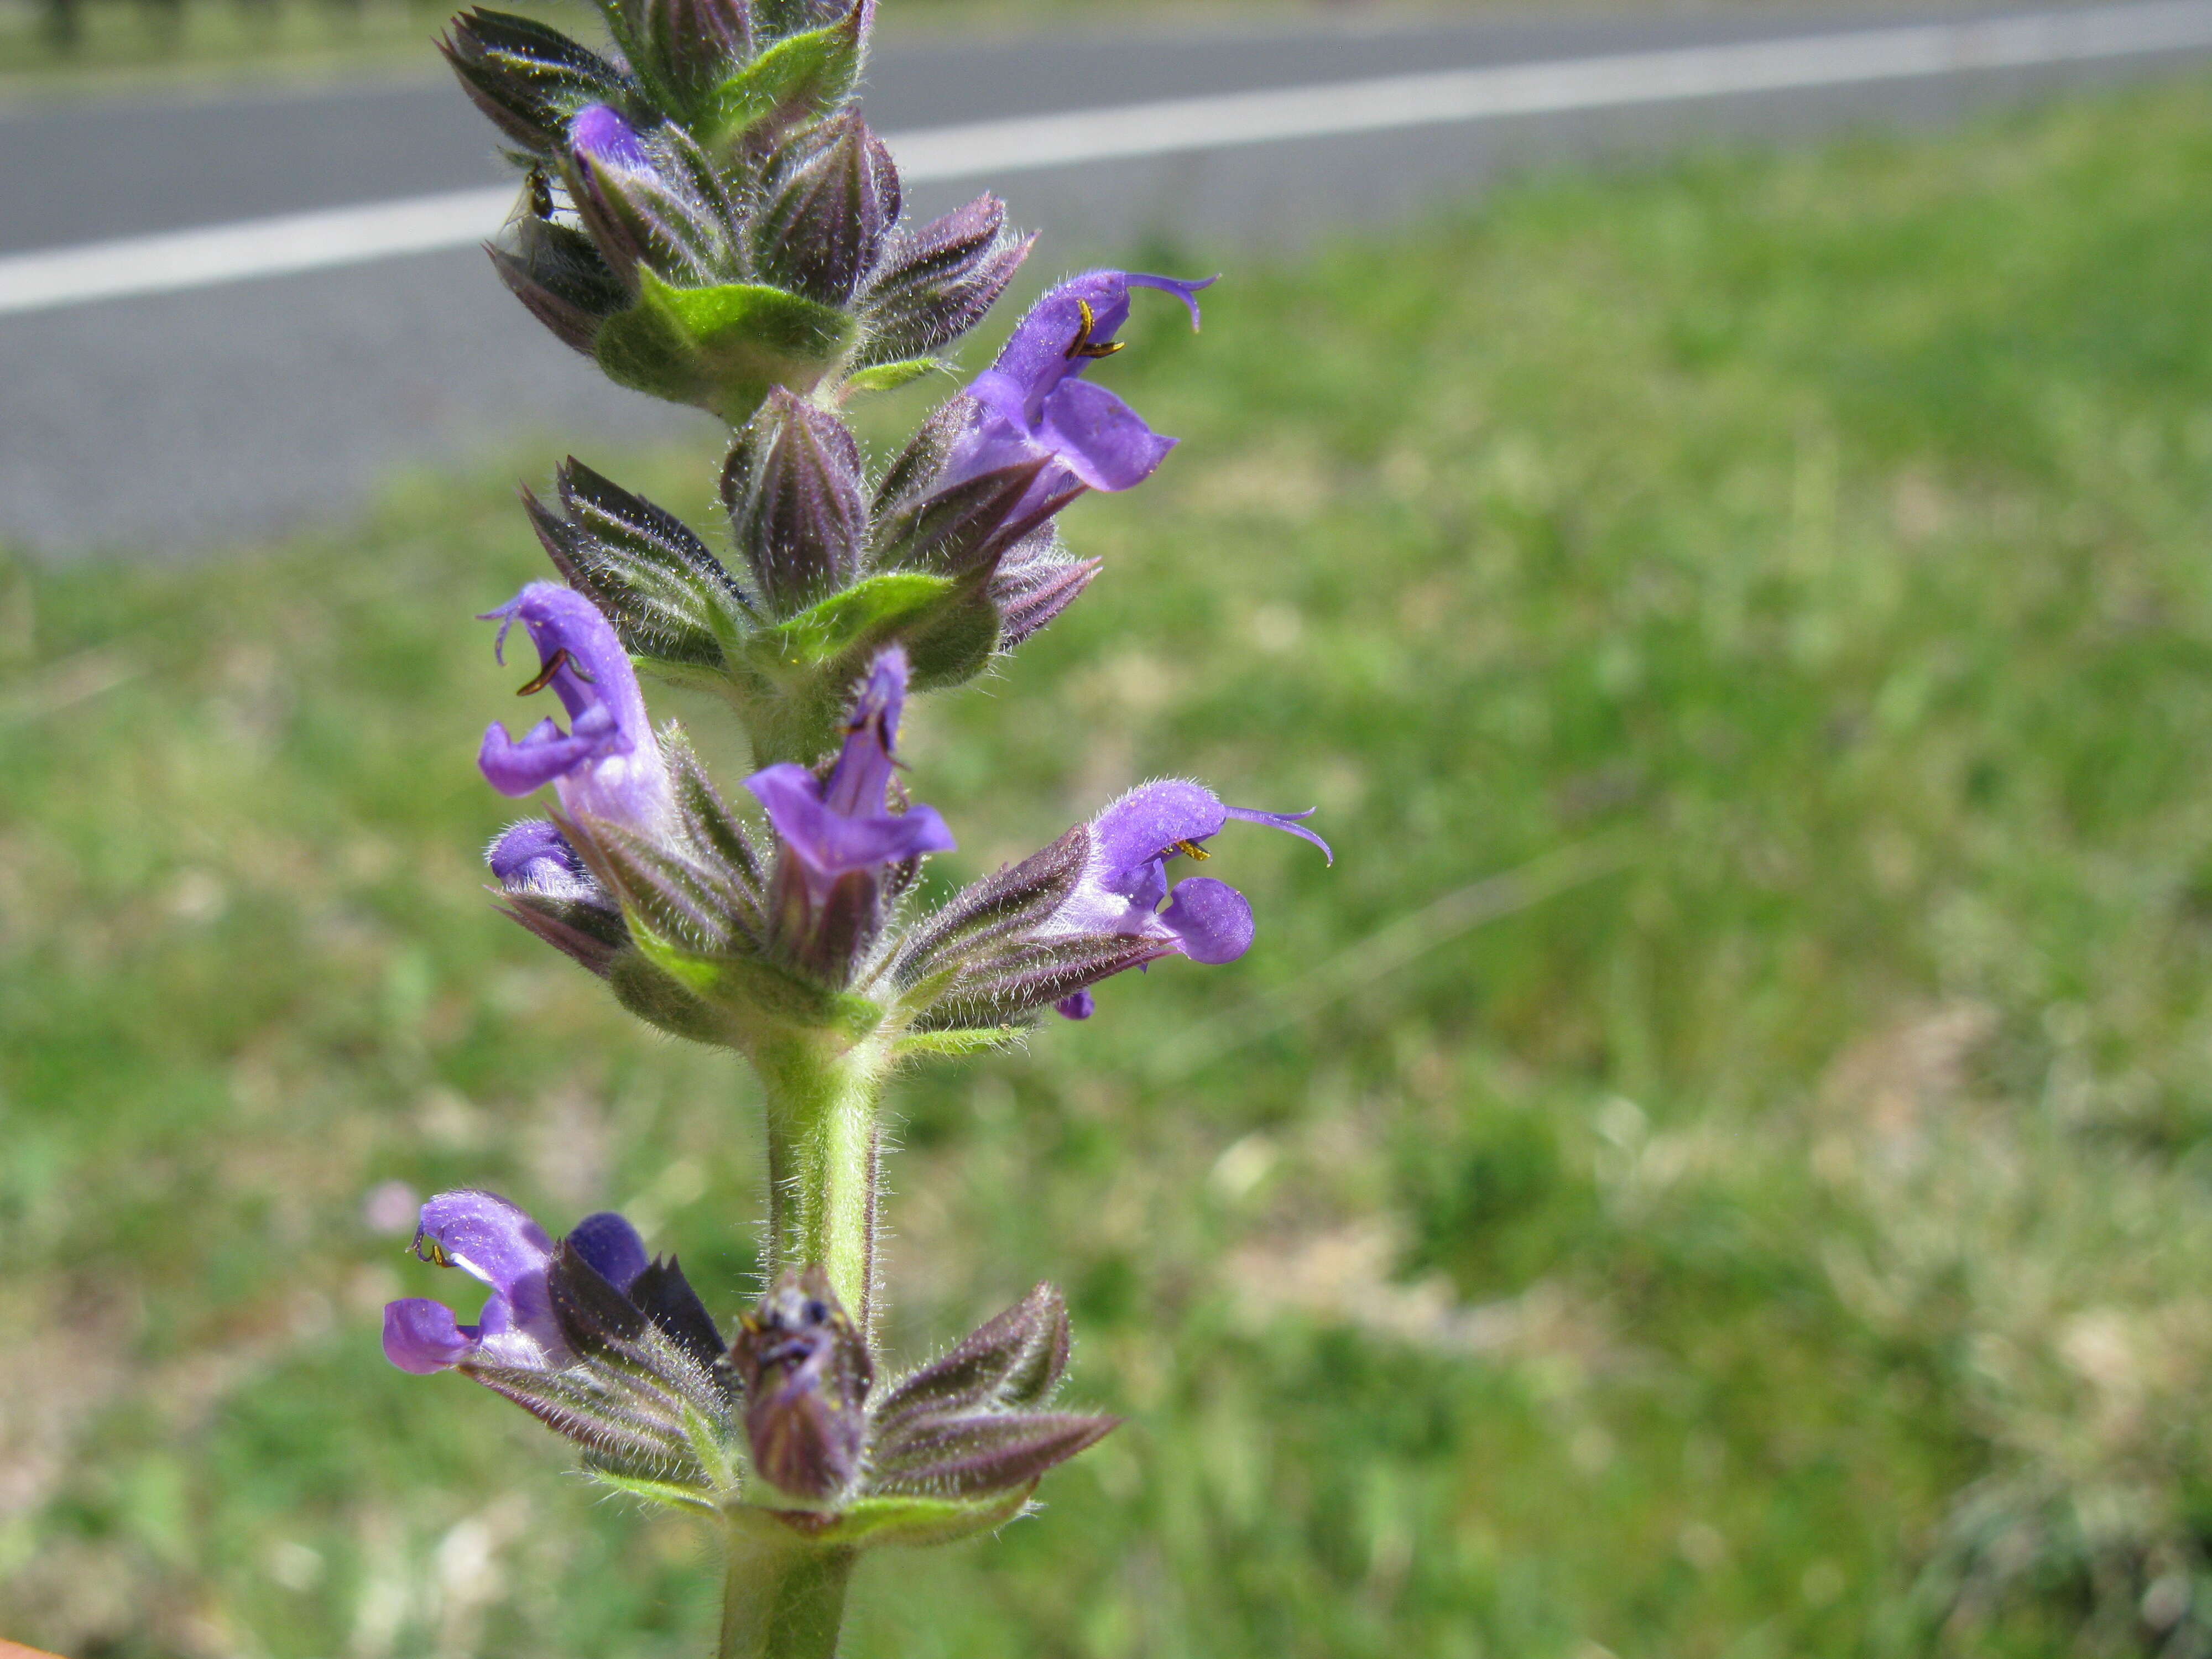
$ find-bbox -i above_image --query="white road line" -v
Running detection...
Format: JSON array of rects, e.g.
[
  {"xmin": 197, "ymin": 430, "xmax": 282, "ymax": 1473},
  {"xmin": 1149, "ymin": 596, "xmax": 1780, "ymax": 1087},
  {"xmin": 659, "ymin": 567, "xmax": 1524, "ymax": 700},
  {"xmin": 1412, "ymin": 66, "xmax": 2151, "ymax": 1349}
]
[
  {"xmin": 4, "ymin": 0, "xmax": 2210, "ymax": 320},
  {"xmin": 0, "ymin": 187, "xmax": 521, "ymax": 319}
]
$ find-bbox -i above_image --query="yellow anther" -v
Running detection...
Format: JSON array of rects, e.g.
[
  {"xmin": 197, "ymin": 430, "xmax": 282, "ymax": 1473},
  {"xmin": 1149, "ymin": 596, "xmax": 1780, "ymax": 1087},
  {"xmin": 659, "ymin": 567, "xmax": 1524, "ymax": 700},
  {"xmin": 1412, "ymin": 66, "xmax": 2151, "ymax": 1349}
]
[
  {"xmin": 1170, "ymin": 839, "xmax": 1211, "ymax": 861},
  {"xmin": 1065, "ymin": 298, "xmax": 1125, "ymax": 362}
]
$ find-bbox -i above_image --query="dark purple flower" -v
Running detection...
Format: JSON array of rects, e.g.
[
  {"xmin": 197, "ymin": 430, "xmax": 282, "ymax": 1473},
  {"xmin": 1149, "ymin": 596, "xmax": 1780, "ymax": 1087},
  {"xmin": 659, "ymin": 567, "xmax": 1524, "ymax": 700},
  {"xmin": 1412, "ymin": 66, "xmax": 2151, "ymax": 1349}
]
[
  {"xmin": 479, "ymin": 582, "xmax": 672, "ymax": 834},
  {"xmin": 941, "ymin": 269, "xmax": 1214, "ymax": 518},
  {"xmin": 744, "ymin": 646, "xmax": 954, "ymax": 900},
  {"xmin": 1048, "ymin": 779, "xmax": 1329, "ymax": 1017},
  {"xmin": 381, "ymin": 1190, "xmax": 650, "ymax": 1374}
]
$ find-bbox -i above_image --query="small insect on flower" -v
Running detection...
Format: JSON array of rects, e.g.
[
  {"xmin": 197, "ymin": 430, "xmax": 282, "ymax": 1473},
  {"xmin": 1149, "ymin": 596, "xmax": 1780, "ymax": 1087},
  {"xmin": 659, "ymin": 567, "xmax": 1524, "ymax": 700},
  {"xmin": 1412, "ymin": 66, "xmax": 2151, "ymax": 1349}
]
[{"xmin": 731, "ymin": 1267, "xmax": 874, "ymax": 1504}]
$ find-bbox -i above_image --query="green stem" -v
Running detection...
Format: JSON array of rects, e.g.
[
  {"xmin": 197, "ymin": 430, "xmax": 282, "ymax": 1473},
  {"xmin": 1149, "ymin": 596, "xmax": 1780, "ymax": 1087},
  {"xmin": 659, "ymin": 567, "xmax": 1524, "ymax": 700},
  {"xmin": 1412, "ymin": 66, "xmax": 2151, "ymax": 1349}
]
[
  {"xmin": 753, "ymin": 1034, "xmax": 887, "ymax": 1330},
  {"xmin": 718, "ymin": 1524, "xmax": 857, "ymax": 1659}
]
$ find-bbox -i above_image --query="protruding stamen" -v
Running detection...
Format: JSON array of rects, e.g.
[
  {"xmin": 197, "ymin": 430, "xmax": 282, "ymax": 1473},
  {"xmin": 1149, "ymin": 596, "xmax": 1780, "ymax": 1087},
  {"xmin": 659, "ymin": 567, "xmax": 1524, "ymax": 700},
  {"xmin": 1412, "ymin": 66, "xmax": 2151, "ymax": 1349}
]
[
  {"xmin": 415, "ymin": 1235, "xmax": 456, "ymax": 1268},
  {"xmin": 1065, "ymin": 298, "xmax": 1125, "ymax": 362},
  {"xmin": 516, "ymin": 647, "xmax": 589, "ymax": 696},
  {"xmin": 1170, "ymin": 838, "xmax": 1211, "ymax": 861}
]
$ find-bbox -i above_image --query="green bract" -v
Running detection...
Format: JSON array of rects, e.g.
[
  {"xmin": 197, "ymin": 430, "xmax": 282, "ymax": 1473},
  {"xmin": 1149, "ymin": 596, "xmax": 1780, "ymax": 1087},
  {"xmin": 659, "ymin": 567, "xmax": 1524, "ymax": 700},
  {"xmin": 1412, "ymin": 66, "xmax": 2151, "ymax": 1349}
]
[{"xmin": 595, "ymin": 273, "xmax": 855, "ymax": 425}]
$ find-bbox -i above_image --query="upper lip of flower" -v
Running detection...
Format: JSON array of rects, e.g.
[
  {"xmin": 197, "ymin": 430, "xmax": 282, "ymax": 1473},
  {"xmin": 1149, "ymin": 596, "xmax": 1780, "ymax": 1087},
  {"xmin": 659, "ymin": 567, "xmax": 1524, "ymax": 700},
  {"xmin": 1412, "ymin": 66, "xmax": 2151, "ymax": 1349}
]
[
  {"xmin": 476, "ymin": 582, "xmax": 669, "ymax": 827},
  {"xmin": 971, "ymin": 270, "xmax": 1214, "ymax": 431},
  {"xmin": 1089, "ymin": 778, "xmax": 1331, "ymax": 905}
]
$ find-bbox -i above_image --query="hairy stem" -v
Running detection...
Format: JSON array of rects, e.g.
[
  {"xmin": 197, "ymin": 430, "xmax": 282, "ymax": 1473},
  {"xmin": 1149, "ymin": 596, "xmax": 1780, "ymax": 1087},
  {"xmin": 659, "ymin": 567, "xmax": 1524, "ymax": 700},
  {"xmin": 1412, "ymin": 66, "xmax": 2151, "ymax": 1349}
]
[
  {"xmin": 719, "ymin": 1523, "xmax": 857, "ymax": 1659},
  {"xmin": 753, "ymin": 1035, "xmax": 888, "ymax": 1330}
]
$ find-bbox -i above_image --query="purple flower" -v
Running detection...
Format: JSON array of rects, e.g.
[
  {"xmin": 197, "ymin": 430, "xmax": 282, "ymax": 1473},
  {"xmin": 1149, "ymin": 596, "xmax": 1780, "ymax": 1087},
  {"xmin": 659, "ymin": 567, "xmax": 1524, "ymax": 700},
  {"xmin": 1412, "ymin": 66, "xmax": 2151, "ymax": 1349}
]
[
  {"xmin": 381, "ymin": 1190, "xmax": 649, "ymax": 1374},
  {"xmin": 478, "ymin": 582, "xmax": 671, "ymax": 833},
  {"xmin": 489, "ymin": 818, "xmax": 601, "ymax": 902},
  {"xmin": 1050, "ymin": 779, "xmax": 1329, "ymax": 1018},
  {"xmin": 943, "ymin": 269, "xmax": 1214, "ymax": 515},
  {"xmin": 570, "ymin": 103, "xmax": 652, "ymax": 171},
  {"xmin": 744, "ymin": 648, "xmax": 956, "ymax": 983},
  {"xmin": 744, "ymin": 647, "xmax": 955, "ymax": 900}
]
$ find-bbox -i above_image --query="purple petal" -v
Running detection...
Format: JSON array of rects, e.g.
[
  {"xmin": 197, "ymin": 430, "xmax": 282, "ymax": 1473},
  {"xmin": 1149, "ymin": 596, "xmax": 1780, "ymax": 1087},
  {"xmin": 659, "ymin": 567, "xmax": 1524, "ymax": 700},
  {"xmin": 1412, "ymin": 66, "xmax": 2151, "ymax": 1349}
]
[
  {"xmin": 821, "ymin": 649, "xmax": 908, "ymax": 819},
  {"xmin": 1090, "ymin": 780, "xmax": 1229, "ymax": 893},
  {"xmin": 977, "ymin": 269, "xmax": 1217, "ymax": 427},
  {"xmin": 1035, "ymin": 378, "xmax": 1175, "ymax": 493},
  {"xmin": 416, "ymin": 1189, "xmax": 552, "ymax": 1298},
  {"xmin": 568, "ymin": 1212, "xmax": 649, "ymax": 1292},
  {"xmin": 1055, "ymin": 988, "xmax": 1095, "ymax": 1020},
  {"xmin": 383, "ymin": 1298, "xmax": 476, "ymax": 1374},
  {"xmin": 489, "ymin": 819, "xmax": 574, "ymax": 883},
  {"xmin": 1223, "ymin": 804, "xmax": 1333, "ymax": 864},
  {"xmin": 487, "ymin": 819, "xmax": 603, "ymax": 903},
  {"xmin": 570, "ymin": 103, "xmax": 651, "ymax": 170},
  {"xmin": 746, "ymin": 764, "xmax": 957, "ymax": 879},
  {"xmin": 1158, "ymin": 877, "xmax": 1254, "ymax": 965},
  {"xmin": 478, "ymin": 585, "xmax": 648, "ymax": 745},
  {"xmin": 479, "ymin": 717, "xmax": 606, "ymax": 799}
]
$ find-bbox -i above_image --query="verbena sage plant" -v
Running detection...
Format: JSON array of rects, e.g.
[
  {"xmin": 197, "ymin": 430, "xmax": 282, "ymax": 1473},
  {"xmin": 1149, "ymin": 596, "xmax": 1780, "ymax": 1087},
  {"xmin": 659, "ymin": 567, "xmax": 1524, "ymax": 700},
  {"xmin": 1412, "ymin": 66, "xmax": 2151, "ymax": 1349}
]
[{"xmin": 382, "ymin": 1, "xmax": 1328, "ymax": 1650}]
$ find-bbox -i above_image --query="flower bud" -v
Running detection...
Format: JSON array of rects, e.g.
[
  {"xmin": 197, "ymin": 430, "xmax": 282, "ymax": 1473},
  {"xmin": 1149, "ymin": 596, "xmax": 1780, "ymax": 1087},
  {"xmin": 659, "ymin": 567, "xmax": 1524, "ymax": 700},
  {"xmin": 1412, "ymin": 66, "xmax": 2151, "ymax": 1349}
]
[
  {"xmin": 754, "ymin": 115, "xmax": 900, "ymax": 306},
  {"xmin": 993, "ymin": 535, "xmax": 1102, "ymax": 648},
  {"xmin": 859, "ymin": 194, "xmax": 1032, "ymax": 364},
  {"xmin": 524, "ymin": 456, "xmax": 752, "ymax": 669},
  {"xmin": 642, "ymin": 0, "xmax": 751, "ymax": 111},
  {"xmin": 701, "ymin": 0, "xmax": 873, "ymax": 156},
  {"xmin": 441, "ymin": 8, "xmax": 624, "ymax": 156},
  {"xmin": 867, "ymin": 1284, "xmax": 1117, "ymax": 1501},
  {"xmin": 731, "ymin": 1268, "xmax": 873, "ymax": 1502},
  {"xmin": 564, "ymin": 106, "xmax": 737, "ymax": 289},
  {"xmin": 722, "ymin": 388, "xmax": 868, "ymax": 616},
  {"xmin": 489, "ymin": 208, "xmax": 629, "ymax": 357},
  {"xmin": 489, "ymin": 818, "xmax": 630, "ymax": 976}
]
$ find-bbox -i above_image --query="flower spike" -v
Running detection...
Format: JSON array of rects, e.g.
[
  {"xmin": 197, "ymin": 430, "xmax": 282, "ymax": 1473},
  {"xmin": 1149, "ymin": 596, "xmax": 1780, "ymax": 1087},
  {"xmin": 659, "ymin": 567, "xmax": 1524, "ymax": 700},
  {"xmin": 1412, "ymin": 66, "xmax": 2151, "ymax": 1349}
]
[{"xmin": 418, "ymin": 0, "xmax": 1300, "ymax": 1620}]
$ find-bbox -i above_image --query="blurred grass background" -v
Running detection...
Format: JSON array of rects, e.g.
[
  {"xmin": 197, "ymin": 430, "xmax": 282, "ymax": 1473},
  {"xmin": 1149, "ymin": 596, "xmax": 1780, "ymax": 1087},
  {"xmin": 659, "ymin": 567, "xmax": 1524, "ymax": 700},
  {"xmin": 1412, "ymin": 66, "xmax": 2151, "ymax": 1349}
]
[
  {"xmin": 0, "ymin": 0, "xmax": 1971, "ymax": 88},
  {"xmin": 11, "ymin": 68, "xmax": 2212, "ymax": 1658}
]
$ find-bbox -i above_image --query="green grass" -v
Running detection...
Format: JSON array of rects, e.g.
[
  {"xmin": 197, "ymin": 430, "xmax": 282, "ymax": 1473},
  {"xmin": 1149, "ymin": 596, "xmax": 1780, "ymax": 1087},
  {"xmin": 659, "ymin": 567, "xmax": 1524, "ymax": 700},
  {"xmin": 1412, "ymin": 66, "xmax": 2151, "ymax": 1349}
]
[{"xmin": 13, "ymin": 74, "xmax": 2212, "ymax": 1658}]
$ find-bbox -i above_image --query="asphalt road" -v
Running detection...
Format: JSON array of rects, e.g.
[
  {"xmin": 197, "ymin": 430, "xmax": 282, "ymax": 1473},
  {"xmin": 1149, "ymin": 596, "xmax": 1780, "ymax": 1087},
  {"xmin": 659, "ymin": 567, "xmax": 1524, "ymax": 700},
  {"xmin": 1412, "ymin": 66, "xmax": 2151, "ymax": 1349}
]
[{"xmin": 3, "ymin": 4, "xmax": 2208, "ymax": 555}]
